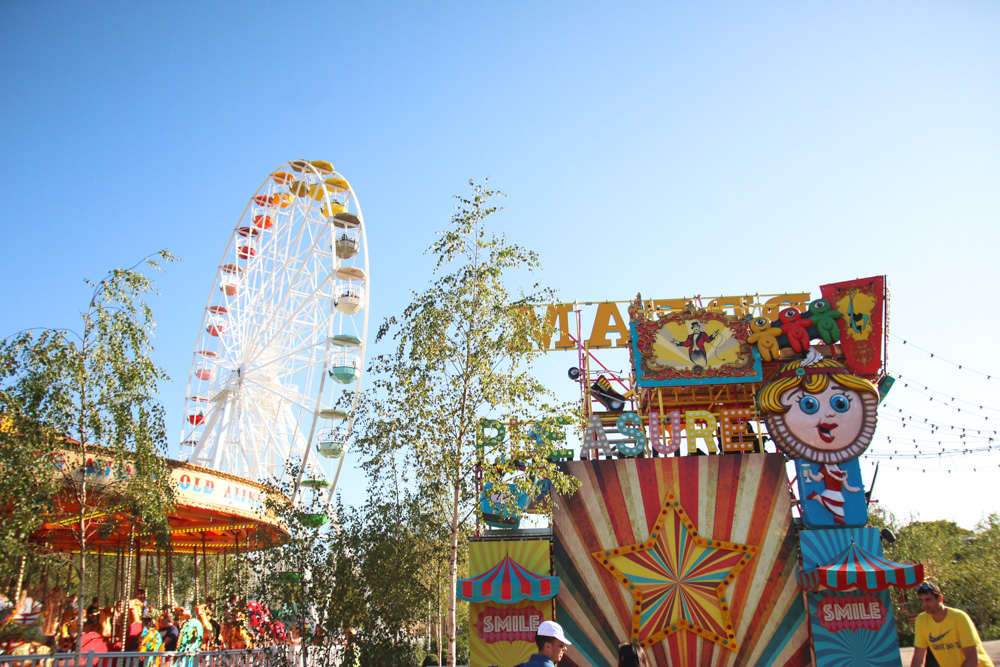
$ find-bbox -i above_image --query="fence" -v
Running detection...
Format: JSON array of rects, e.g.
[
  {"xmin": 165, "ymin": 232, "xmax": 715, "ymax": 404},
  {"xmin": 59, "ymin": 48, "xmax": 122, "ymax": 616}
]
[{"xmin": 0, "ymin": 646, "xmax": 339, "ymax": 667}]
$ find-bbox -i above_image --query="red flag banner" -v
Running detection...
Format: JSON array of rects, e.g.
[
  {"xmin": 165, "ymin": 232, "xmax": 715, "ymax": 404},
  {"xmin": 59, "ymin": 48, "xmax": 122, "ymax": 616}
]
[{"xmin": 820, "ymin": 276, "xmax": 886, "ymax": 376}]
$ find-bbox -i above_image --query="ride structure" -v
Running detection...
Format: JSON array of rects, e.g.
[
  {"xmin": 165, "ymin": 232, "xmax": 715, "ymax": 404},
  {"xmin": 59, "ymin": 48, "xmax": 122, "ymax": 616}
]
[
  {"xmin": 463, "ymin": 276, "xmax": 923, "ymax": 667},
  {"xmin": 179, "ymin": 159, "xmax": 369, "ymax": 500}
]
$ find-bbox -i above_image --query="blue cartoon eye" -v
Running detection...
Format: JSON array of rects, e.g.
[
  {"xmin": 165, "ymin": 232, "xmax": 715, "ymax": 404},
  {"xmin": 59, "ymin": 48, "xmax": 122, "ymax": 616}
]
[
  {"xmin": 797, "ymin": 396, "xmax": 820, "ymax": 414},
  {"xmin": 830, "ymin": 394, "xmax": 852, "ymax": 413}
]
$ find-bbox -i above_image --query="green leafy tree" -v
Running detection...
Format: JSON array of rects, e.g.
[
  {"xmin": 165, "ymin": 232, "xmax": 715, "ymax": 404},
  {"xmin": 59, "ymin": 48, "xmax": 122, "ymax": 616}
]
[
  {"xmin": 0, "ymin": 252, "xmax": 177, "ymax": 657},
  {"xmin": 0, "ymin": 366, "xmax": 63, "ymax": 571},
  {"xmin": 244, "ymin": 465, "xmax": 343, "ymax": 667},
  {"xmin": 241, "ymin": 459, "xmax": 440, "ymax": 667},
  {"xmin": 337, "ymin": 486, "xmax": 434, "ymax": 666},
  {"xmin": 870, "ymin": 507, "xmax": 1000, "ymax": 641},
  {"xmin": 417, "ymin": 481, "xmax": 470, "ymax": 667},
  {"xmin": 353, "ymin": 182, "xmax": 579, "ymax": 666}
]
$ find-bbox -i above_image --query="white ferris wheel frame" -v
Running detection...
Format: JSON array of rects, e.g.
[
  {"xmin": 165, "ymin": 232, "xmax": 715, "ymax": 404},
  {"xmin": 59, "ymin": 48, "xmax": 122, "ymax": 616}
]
[{"xmin": 179, "ymin": 160, "xmax": 369, "ymax": 502}]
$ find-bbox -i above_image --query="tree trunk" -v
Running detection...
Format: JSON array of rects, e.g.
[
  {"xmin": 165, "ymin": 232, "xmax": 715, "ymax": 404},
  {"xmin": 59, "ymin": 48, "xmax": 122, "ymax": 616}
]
[
  {"xmin": 447, "ymin": 479, "xmax": 461, "ymax": 667},
  {"xmin": 74, "ymin": 383, "xmax": 92, "ymax": 663},
  {"xmin": 436, "ymin": 569, "xmax": 442, "ymax": 667},
  {"xmin": 74, "ymin": 502, "xmax": 87, "ymax": 660}
]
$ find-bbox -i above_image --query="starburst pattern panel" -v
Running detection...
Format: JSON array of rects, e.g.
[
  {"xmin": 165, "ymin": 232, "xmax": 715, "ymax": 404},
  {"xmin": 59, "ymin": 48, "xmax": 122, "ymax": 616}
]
[
  {"xmin": 552, "ymin": 454, "xmax": 810, "ymax": 667},
  {"xmin": 593, "ymin": 493, "xmax": 757, "ymax": 651}
]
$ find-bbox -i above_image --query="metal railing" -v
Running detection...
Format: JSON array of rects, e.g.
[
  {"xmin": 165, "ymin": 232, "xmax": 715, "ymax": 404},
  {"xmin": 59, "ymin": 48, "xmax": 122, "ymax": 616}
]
[{"xmin": 0, "ymin": 646, "xmax": 338, "ymax": 667}]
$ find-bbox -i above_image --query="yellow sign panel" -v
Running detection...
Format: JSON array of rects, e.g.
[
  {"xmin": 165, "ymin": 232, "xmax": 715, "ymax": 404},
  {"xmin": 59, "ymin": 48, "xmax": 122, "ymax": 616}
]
[{"xmin": 469, "ymin": 540, "xmax": 554, "ymax": 667}]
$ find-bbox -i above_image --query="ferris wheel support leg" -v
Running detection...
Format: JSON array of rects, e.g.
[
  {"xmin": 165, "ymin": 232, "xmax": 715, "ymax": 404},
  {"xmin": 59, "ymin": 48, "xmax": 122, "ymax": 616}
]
[
  {"xmin": 187, "ymin": 402, "xmax": 225, "ymax": 466},
  {"xmin": 209, "ymin": 399, "xmax": 235, "ymax": 471},
  {"xmin": 282, "ymin": 410, "xmax": 316, "ymax": 501},
  {"xmin": 291, "ymin": 361, "xmax": 332, "ymax": 500},
  {"xmin": 292, "ymin": 441, "xmax": 314, "ymax": 503}
]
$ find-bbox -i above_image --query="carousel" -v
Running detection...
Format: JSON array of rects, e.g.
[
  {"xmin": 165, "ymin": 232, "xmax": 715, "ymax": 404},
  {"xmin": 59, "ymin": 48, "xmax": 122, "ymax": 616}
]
[
  {"xmin": 2, "ymin": 446, "xmax": 286, "ymax": 656},
  {"xmin": 2, "ymin": 159, "xmax": 370, "ymax": 663}
]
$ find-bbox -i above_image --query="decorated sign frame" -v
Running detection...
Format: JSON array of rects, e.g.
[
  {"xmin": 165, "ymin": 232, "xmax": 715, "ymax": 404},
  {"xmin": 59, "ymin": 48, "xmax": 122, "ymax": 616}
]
[
  {"xmin": 466, "ymin": 539, "xmax": 556, "ymax": 667},
  {"xmin": 631, "ymin": 303, "xmax": 762, "ymax": 387},
  {"xmin": 757, "ymin": 354, "xmax": 879, "ymax": 464}
]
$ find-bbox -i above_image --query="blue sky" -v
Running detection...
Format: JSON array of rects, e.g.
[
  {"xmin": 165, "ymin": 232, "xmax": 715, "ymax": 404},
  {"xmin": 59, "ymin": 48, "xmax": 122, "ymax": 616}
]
[{"xmin": 2, "ymin": 2, "xmax": 998, "ymax": 528}]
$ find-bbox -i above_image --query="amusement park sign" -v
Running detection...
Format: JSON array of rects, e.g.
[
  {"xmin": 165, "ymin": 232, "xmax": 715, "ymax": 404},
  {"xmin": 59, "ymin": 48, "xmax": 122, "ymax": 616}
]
[
  {"xmin": 474, "ymin": 605, "xmax": 544, "ymax": 644},
  {"xmin": 525, "ymin": 292, "xmax": 810, "ymax": 350},
  {"xmin": 815, "ymin": 594, "xmax": 888, "ymax": 633}
]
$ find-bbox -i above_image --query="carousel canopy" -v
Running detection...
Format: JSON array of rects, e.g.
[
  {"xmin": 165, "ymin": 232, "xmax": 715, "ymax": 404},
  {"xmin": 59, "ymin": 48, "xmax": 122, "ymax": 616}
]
[
  {"xmin": 33, "ymin": 447, "xmax": 288, "ymax": 555},
  {"xmin": 457, "ymin": 554, "xmax": 559, "ymax": 604},
  {"xmin": 797, "ymin": 539, "xmax": 924, "ymax": 592}
]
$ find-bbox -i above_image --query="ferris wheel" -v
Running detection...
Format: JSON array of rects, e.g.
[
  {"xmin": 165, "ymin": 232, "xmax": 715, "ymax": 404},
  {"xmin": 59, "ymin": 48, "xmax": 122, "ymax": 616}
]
[{"xmin": 179, "ymin": 159, "xmax": 369, "ymax": 498}]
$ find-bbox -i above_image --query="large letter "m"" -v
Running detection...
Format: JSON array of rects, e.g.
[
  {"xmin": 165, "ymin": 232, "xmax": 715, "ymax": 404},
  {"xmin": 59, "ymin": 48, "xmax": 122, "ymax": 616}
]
[{"xmin": 517, "ymin": 303, "xmax": 574, "ymax": 350}]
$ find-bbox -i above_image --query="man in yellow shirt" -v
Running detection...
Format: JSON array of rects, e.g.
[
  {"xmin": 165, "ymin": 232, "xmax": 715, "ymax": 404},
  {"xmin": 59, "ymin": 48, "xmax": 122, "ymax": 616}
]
[{"xmin": 910, "ymin": 581, "xmax": 993, "ymax": 667}]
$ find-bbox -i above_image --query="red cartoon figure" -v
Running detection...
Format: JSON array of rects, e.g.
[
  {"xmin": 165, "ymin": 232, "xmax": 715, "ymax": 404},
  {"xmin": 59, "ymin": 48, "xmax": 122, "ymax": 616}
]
[{"xmin": 779, "ymin": 307, "xmax": 813, "ymax": 353}]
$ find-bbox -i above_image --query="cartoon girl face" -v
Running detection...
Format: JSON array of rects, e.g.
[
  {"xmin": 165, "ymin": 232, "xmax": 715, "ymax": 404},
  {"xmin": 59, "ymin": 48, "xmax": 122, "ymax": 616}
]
[
  {"xmin": 779, "ymin": 384, "xmax": 865, "ymax": 453},
  {"xmin": 759, "ymin": 367, "xmax": 879, "ymax": 464}
]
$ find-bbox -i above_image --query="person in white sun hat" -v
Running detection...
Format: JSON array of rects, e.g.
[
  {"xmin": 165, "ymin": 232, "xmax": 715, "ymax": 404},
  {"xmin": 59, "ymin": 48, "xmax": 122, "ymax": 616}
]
[{"xmin": 515, "ymin": 620, "xmax": 572, "ymax": 666}]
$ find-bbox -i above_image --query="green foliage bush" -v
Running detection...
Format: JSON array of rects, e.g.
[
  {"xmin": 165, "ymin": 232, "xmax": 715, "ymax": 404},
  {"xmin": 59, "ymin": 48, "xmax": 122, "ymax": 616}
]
[{"xmin": 870, "ymin": 507, "xmax": 1000, "ymax": 641}]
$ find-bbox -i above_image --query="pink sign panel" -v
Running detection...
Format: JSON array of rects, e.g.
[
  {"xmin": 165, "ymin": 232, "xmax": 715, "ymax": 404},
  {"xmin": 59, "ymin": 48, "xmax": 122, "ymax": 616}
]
[
  {"xmin": 474, "ymin": 605, "xmax": 543, "ymax": 644},
  {"xmin": 815, "ymin": 593, "xmax": 887, "ymax": 633}
]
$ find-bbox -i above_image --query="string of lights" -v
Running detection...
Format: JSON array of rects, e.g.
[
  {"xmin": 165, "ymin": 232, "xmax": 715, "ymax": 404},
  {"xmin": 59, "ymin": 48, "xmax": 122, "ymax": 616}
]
[
  {"xmin": 877, "ymin": 434, "xmax": 994, "ymax": 448},
  {"xmin": 863, "ymin": 444, "xmax": 995, "ymax": 459},
  {"xmin": 891, "ymin": 333, "xmax": 998, "ymax": 380},
  {"xmin": 868, "ymin": 461, "xmax": 1000, "ymax": 474},
  {"xmin": 878, "ymin": 434, "xmax": 993, "ymax": 448},
  {"xmin": 866, "ymin": 337, "xmax": 1000, "ymax": 478},
  {"xmin": 883, "ymin": 378, "xmax": 1000, "ymax": 417},
  {"xmin": 871, "ymin": 423, "xmax": 995, "ymax": 454},
  {"xmin": 888, "ymin": 373, "xmax": 1000, "ymax": 414},
  {"xmin": 879, "ymin": 408, "xmax": 998, "ymax": 437}
]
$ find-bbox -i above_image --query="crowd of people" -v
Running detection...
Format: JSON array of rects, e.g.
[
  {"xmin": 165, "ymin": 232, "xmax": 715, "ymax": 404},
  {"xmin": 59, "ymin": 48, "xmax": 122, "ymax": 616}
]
[{"xmin": 1, "ymin": 585, "xmax": 267, "ymax": 659}]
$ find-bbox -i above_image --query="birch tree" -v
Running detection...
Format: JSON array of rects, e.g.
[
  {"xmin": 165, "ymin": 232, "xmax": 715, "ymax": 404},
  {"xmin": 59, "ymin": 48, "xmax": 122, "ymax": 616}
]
[
  {"xmin": 0, "ymin": 251, "xmax": 176, "ymax": 658},
  {"xmin": 353, "ymin": 182, "xmax": 578, "ymax": 667}
]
